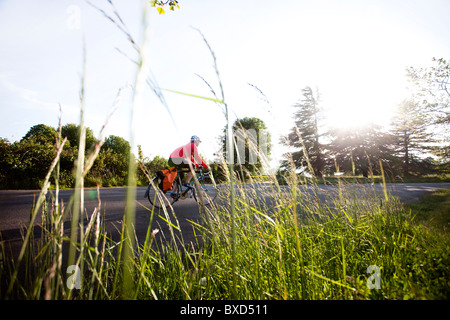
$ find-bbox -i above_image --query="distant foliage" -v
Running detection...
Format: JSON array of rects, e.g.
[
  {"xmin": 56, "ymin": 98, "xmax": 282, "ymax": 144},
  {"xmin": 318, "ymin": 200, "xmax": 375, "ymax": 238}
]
[
  {"xmin": 407, "ymin": 57, "xmax": 450, "ymax": 173},
  {"xmin": 282, "ymin": 82, "xmax": 446, "ymax": 179},
  {"xmin": 136, "ymin": 145, "xmax": 168, "ymax": 186},
  {"xmin": 329, "ymin": 124, "xmax": 393, "ymax": 178},
  {"xmin": 0, "ymin": 123, "xmax": 167, "ymax": 189}
]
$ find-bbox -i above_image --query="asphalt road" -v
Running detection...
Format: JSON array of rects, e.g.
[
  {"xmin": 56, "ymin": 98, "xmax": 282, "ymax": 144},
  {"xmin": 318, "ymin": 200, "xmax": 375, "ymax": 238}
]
[
  {"xmin": 0, "ymin": 186, "xmax": 203, "ymax": 253},
  {"xmin": 1, "ymin": 183, "xmax": 449, "ymax": 257}
]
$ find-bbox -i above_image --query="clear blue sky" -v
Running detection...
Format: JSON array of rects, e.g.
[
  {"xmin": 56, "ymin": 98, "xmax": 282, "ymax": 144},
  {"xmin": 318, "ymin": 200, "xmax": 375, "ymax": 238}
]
[{"xmin": 1, "ymin": 0, "xmax": 449, "ymax": 170}]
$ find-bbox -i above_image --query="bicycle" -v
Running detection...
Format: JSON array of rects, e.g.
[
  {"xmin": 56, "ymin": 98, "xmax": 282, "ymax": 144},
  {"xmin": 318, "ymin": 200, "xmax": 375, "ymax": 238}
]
[{"xmin": 145, "ymin": 166, "xmax": 219, "ymax": 209}]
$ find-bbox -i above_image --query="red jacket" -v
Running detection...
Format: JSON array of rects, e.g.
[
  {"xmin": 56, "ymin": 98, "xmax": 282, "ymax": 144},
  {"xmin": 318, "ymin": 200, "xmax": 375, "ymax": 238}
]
[{"xmin": 170, "ymin": 142, "xmax": 208, "ymax": 169}]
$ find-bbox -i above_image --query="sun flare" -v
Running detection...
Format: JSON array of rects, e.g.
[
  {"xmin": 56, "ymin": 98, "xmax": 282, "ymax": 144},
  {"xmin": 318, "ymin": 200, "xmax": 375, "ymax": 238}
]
[{"xmin": 323, "ymin": 72, "xmax": 403, "ymax": 130}]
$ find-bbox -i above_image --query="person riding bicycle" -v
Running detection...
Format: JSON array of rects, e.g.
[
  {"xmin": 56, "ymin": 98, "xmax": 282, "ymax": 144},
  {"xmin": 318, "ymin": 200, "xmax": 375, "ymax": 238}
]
[{"xmin": 168, "ymin": 135, "xmax": 209, "ymax": 187}]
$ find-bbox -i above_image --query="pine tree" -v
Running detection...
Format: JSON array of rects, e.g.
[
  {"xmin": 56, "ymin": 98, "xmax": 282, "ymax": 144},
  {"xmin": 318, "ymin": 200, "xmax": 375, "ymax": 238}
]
[
  {"xmin": 284, "ymin": 87, "xmax": 326, "ymax": 178},
  {"xmin": 329, "ymin": 124, "xmax": 393, "ymax": 177},
  {"xmin": 390, "ymin": 99, "xmax": 434, "ymax": 176}
]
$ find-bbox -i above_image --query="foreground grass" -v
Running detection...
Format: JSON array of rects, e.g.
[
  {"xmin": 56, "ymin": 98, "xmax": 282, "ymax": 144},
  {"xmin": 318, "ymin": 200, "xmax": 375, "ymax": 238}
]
[{"xmin": 1, "ymin": 178, "xmax": 449, "ymax": 300}]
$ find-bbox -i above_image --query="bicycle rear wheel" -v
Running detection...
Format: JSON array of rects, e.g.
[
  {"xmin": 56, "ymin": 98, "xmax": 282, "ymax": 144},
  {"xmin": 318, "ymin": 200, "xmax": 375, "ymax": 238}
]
[{"xmin": 146, "ymin": 176, "xmax": 179, "ymax": 209}]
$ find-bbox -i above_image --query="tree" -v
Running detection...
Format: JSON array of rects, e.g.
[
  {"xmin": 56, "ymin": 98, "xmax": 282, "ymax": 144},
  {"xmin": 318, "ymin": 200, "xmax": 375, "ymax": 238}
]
[
  {"xmin": 136, "ymin": 145, "xmax": 168, "ymax": 185},
  {"xmin": 407, "ymin": 57, "xmax": 449, "ymax": 126},
  {"xmin": 147, "ymin": 155, "xmax": 168, "ymax": 172},
  {"xmin": 329, "ymin": 124, "xmax": 393, "ymax": 177},
  {"xmin": 22, "ymin": 124, "xmax": 57, "ymax": 145},
  {"xmin": 407, "ymin": 57, "xmax": 450, "ymax": 171},
  {"xmin": 283, "ymin": 87, "xmax": 326, "ymax": 177},
  {"xmin": 96, "ymin": 135, "xmax": 131, "ymax": 185},
  {"xmin": 0, "ymin": 138, "xmax": 14, "ymax": 188},
  {"xmin": 58, "ymin": 123, "xmax": 98, "ymax": 187},
  {"xmin": 103, "ymin": 135, "xmax": 130, "ymax": 156},
  {"xmin": 221, "ymin": 117, "xmax": 271, "ymax": 179},
  {"xmin": 0, "ymin": 125, "xmax": 60, "ymax": 188},
  {"xmin": 61, "ymin": 123, "xmax": 97, "ymax": 151},
  {"xmin": 389, "ymin": 99, "xmax": 434, "ymax": 176}
]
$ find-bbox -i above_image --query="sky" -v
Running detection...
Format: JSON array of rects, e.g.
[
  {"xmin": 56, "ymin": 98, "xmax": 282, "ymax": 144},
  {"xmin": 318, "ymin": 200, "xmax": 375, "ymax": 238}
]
[{"xmin": 1, "ymin": 0, "xmax": 449, "ymax": 170}]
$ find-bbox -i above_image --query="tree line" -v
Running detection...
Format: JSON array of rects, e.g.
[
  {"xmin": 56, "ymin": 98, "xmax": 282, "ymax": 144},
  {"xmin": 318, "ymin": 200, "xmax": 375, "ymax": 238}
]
[
  {"xmin": 282, "ymin": 58, "xmax": 449, "ymax": 179},
  {"xmin": 0, "ymin": 118, "xmax": 269, "ymax": 189},
  {"xmin": 0, "ymin": 123, "xmax": 167, "ymax": 189}
]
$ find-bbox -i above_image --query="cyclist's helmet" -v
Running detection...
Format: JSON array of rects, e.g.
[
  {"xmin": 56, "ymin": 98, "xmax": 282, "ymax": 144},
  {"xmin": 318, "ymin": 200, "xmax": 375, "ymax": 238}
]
[{"xmin": 191, "ymin": 135, "xmax": 202, "ymax": 143}]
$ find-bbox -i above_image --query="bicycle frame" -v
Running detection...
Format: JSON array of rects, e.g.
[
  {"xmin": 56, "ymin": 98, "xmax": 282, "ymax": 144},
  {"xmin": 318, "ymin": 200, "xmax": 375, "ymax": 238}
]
[{"xmin": 167, "ymin": 169, "xmax": 205, "ymax": 198}]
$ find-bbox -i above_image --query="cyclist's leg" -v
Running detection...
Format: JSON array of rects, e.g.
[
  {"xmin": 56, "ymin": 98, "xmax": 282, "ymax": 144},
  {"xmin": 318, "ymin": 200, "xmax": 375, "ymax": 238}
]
[
  {"xmin": 170, "ymin": 158, "xmax": 193, "ymax": 184},
  {"xmin": 185, "ymin": 170, "xmax": 193, "ymax": 185}
]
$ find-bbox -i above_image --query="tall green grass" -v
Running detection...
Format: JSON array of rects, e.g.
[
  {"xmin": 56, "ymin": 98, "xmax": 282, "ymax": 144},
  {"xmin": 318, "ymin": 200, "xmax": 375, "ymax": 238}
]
[
  {"xmin": 1, "ymin": 1, "xmax": 449, "ymax": 300},
  {"xmin": 2, "ymin": 169, "xmax": 449, "ymax": 299}
]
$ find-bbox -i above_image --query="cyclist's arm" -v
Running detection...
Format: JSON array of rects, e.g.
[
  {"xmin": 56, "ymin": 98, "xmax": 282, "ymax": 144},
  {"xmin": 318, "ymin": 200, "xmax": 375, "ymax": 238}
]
[{"xmin": 190, "ymin": 142, "xmax": 209, "ymax": 170}]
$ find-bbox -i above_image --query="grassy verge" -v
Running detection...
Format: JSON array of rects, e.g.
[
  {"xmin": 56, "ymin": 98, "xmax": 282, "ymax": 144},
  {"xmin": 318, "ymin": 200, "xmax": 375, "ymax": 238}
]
[
  {"xmin": 406, "ymin": 189, "xmax": 450, "ymax": 233},
  {"xmin": 276, "ymin": 174, "xmax": 450, "ymax": 186}
]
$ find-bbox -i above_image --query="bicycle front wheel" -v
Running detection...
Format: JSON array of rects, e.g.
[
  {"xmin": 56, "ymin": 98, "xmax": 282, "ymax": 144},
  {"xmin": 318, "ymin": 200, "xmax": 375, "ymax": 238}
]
[
  {"xmin": 146, "ymin": 177, "xmax": 179, "ymax": 209},
  {"xmin": 193, "ymin": 180, "xmax": 218, "ymax": 206}
]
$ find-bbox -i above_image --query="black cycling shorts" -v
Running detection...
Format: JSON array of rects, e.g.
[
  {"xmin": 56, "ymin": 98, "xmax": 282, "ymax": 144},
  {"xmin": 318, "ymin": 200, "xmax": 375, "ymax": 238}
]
[{"xmin": 168, "ymin": 157, "xmax": 192, "ymax": 169}]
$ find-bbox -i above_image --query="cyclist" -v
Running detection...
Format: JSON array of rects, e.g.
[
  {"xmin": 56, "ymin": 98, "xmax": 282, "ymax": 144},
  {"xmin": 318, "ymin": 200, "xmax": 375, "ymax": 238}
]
[{"xmin": 168, "ymin": 135, "xmax": 209, "ymax": 187}]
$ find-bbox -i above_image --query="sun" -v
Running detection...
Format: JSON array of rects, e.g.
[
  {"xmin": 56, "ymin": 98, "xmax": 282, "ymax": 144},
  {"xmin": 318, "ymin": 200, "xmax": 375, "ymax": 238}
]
[
  {"xmin": 323, "ymin": 74, "xmax": 402, "ymax": 131},
  {"xmin": 325, "ymin": 104, "xmax": 371, "ymax": 130}
]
